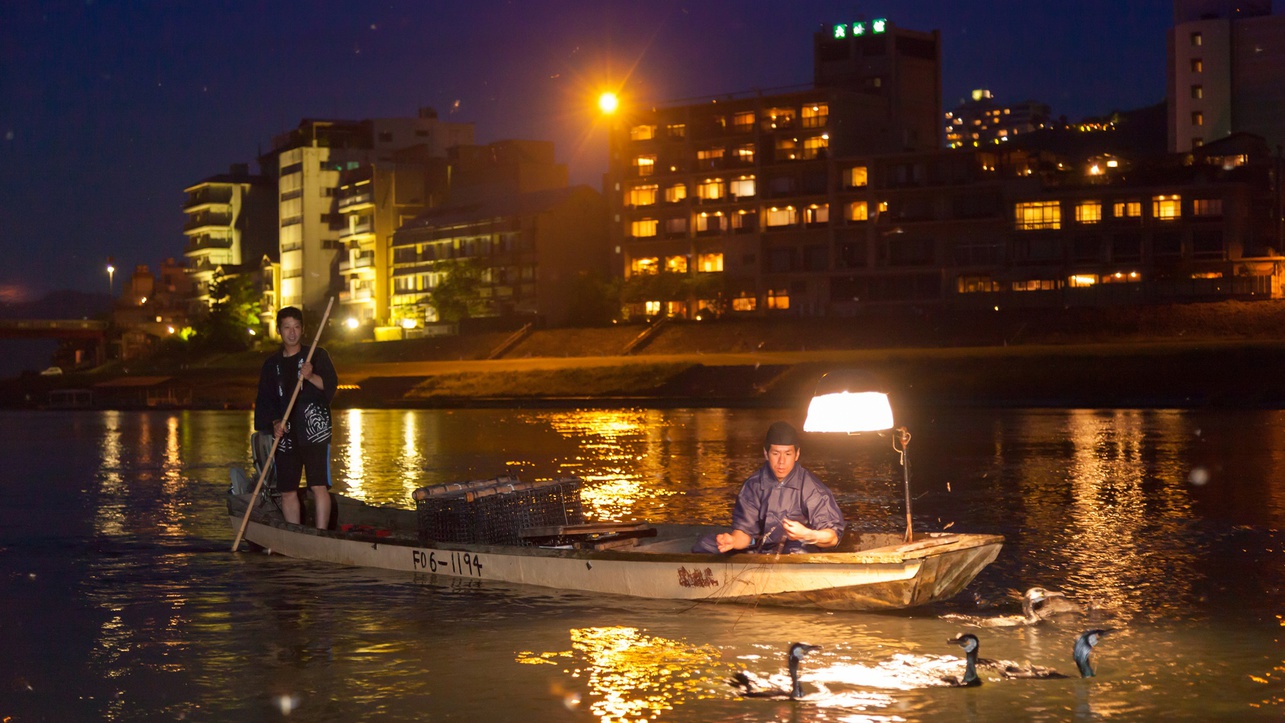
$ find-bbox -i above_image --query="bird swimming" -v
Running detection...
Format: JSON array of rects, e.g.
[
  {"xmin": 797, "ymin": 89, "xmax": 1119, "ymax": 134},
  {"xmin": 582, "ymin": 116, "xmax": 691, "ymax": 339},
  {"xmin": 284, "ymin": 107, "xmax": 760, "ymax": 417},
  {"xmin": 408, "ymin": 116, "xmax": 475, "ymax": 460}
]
[
  {"xmin": 728, "ymin": 642, "xmax": 822, "ymax": 700},
  {"xmin": 952, "ymin": 629, "xmax": 1114, "ymax": 681},
  {"xmin": 1022, "ymin": 586, "xmax": 1087, "ymax": 621},
  {"xmin": 1073, "ymin": 629, "xmax": 1112, "ymax": 678},
  {"xmin": 944, "ymin": 634, "xmax": 983, "ymax": 687}
]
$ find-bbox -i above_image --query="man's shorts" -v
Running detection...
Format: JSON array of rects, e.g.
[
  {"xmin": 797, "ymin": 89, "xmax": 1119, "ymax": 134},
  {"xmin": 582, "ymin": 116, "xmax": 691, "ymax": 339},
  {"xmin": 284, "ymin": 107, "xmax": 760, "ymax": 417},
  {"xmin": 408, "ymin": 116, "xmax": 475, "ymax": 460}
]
[{"xmin": 274, "ymin": 444, "xmax": 332, "ymax": 493}]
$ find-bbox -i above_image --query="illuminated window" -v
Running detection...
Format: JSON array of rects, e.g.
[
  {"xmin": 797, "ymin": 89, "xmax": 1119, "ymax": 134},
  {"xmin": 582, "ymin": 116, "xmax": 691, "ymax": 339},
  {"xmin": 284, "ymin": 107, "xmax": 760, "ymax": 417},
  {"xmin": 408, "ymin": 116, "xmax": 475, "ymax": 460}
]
[
  {"xmin": 1193, "ymin": 198, "xmax": 1223, "ymax": 216},
  {"xmin": 630, "ymin": 125, "xmax": 656, "ymax": 141},
  {"xmin": 1014, "ymin": 201, "xmax": 1061, "ymax": 230},
  {"xmin": 1113, "ymin": 200, "xmax": 1142, "ymax": 218},
  {"xmin": 695, "ymin": 213, "xmax": 724, "ymax": 233},
  {"xmin": 630, "ymin": 257, "xmax": 659, "ymax": 275},
  {"xmin": 1067, "ymin": 274, "xmax": 1097, "ymax": 288},
  {"xmin": 1192, "ymin": 111, "xmax": 1203, "ymax": 126},
  {"xmin": 732, "ymin": 111, "xmax": 754, "ymax": 132},
  {"xmin": 763, "ymin": 107, "xmax": 795, "ymax": 130},
  {"xmin": 665, "ymin": 255, "xmax": 688, "ymax": 273},
  {"xmin": 775, "ymin": 137, "xmax": 799, "ymax": 160},
  {"xmin": 1013, "ymin": 278, "xmax": 1059, "ymax": 291},
  {"xmin": 664, "ymin": 184, "xmax": 687, "ymax": 203},
  {"xmin": 1193, "ymin": 137, "xmax": 1204, "ymax": 149},
  {"xmin": 957, "ymin": 276, "xmax": 1001, "ymax": 293},
  {"xmin": 735, "ymin": 144, "xmax": 755, "ymax": 163},
  {"xmin": 846, "ymin": 200, "xmax": 869, "ymax": 221},
  {"xmin": 766, "ymin": 290, "xmax": 790, "ymax": 310},
  {"xmin": 731, "ymin": 293, "xmax": 757, "ymax": 312},
  {"xmin": 634, "ymin": 155, "xmax": 656, "ymax": 177},
  {"xmin": 731, "ymin": 210, "xmax": 756, "ymax": 232},
  {"xmin": 666, "ymin": 123, "xmax": 686, "ymax": 139},
  {"xmin": 1191, "ymin": 31, "xmax": 1202, "ymax": 46},
  {"xmin": 1074, "ymin": 202, "xmax": 1102, "ymax": 224},
  {"xmin": 805, "ymin": 204, "xmax": 829, "ymax": 225},
  {"xmin": 696, "ymin": 179, "xmax": 725, "ymax": 201},
  {"xmin": 698, "ymin": 253, "xmax": 723, "ymax": 272},
  {"xmin": 664, "ymin": 217, "xmax": 688, "ymax": 236},
  {"xmin": 801, "ymin": 135, "xmax": 829, "ymax": 159},
  {"xmin": 628, "ymin": 184, "xmax": 658, "ymax": 207},
  {"xmin": 1101, "ymin": 271, "xmax": 1141, "ymax": 284},
  {"xmin": 764, "ymin": 206, "xmax": 797, "ymax": 228},
  {"xmin": 1191, "ymin": 58, "xmax": 1203, "ymax": 73},
  {"xmin": 697, "ymin": 147, "xmax": 725, "ymax": 161},
  {"xmin": 1191, "ymin": 85, "xmax": 1203, "ymax": 99},
  {"xmin": 801, "ymin": 103, "xmax": 829, "ymax": 128},
  {"xmin": 1152, "ymin": 194, "xmax": 1182, "ymax": 221},
  {"xmin": 846, "ymin": 166, "xmax": 868, "ymax": 188},
  {"xmin": 728, "ymin": 176, "xmax": 756, "ymax": 198},
  {"xmin": 630, "ymin": 218, "xmax": 658, "ymax": 238}
]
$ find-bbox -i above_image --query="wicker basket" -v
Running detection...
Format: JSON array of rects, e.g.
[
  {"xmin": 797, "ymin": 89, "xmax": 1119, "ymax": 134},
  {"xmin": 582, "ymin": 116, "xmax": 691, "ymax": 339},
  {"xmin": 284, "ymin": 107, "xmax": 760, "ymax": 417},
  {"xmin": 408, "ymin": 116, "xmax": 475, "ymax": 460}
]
[{"xmin": 413, "ymin": 477, "xmax": 584, "ymax": 546}]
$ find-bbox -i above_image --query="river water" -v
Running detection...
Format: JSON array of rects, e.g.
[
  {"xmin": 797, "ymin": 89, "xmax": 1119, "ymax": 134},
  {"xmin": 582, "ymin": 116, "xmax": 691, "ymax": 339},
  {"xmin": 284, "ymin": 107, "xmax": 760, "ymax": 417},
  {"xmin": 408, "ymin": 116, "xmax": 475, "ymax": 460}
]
[{"xmin": 2, "ymin": 406, "xmax": 1283, "ymax": 721}]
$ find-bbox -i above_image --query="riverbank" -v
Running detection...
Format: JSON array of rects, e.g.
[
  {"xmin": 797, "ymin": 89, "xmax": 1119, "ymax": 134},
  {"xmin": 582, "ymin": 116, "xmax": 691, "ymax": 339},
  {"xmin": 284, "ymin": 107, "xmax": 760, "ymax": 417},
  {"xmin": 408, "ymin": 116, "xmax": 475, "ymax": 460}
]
[{"xmin": 7, "ymin": 301, "xmax": 1285, "ymax": 409}]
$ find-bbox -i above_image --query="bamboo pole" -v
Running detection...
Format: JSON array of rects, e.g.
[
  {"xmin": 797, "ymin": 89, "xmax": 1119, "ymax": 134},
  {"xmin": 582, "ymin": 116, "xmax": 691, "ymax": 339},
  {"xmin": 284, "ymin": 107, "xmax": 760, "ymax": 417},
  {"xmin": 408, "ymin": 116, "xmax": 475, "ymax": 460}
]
[{"xmin": 231, "ymin": 297, "xmax": 334, "ymax": 551}]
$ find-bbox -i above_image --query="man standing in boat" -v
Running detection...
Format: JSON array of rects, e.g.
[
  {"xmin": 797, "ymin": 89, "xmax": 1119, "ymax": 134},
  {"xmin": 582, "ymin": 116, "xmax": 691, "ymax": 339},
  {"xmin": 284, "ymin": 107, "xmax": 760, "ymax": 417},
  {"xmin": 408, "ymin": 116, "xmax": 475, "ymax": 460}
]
[
  {"xmin": 254, "ymin": 306, "xmax": 338, "ymax": 530},
  {"xmin": 692, "ymin": 421, "xmax": 844, "ymax": 554}
]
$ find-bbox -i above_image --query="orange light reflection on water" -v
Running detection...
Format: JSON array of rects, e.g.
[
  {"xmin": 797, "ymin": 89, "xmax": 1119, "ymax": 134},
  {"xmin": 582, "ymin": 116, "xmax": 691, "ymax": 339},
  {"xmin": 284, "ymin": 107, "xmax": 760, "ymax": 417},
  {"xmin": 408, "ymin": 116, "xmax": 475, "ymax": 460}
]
[
  {"xmin": 517, "ymin": 627, "xmax": 724, "ymax": 721},
  {"xmin": 539, "ymin": 410, "xmax": 681, "ymax": 521}
]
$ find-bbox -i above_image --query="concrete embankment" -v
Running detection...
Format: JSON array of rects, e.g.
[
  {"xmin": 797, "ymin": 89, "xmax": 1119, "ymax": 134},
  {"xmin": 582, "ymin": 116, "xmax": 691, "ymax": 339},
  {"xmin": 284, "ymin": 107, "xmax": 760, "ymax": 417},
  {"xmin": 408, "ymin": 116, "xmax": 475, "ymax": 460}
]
[{"xmin": 8, "ymin": 303, "xmax": 1285, "ymax": 410}]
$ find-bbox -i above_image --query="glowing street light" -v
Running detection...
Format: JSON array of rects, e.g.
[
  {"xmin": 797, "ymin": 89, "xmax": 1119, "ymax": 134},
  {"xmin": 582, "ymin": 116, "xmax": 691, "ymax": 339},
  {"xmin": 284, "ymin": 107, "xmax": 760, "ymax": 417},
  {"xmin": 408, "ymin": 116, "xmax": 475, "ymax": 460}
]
[
  {"xmin": 598, "ymin": 91, "xmax": 619, "ymax": 115},
  {"xmin": 106, "ymin": 259, "xmax": 115, "ymax": 296},
  {"xmin": 345, "ymin": 317, "xmax": 359, "ymax": 330}
]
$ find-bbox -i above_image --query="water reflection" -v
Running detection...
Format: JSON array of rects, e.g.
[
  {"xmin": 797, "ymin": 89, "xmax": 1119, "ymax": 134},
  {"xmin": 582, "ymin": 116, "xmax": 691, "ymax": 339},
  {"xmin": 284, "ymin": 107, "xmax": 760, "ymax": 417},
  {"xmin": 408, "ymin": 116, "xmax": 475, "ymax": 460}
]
[
  {"xmin": 342, "ymin": 407, "xmax": 366, "ymax": 498},
  {"xmin": 518, "ymin": 627, "xmax": 724, "ymax": 721}
]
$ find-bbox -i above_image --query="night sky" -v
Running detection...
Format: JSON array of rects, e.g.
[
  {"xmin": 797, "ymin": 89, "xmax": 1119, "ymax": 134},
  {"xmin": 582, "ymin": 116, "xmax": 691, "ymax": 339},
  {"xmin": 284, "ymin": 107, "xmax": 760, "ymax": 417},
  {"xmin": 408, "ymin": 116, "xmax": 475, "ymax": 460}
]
[{"xmin": 0, "ymin": 0, "xmax": 1175, "ymax": 301}]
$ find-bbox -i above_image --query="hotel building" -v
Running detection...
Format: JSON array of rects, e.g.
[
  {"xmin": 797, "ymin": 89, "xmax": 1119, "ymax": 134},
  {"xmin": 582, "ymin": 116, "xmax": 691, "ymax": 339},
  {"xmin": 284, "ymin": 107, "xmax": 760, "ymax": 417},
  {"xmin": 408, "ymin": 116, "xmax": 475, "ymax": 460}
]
[{"xmin": 181, "ymin": 163, "xmax": 276, "ymax": 312}]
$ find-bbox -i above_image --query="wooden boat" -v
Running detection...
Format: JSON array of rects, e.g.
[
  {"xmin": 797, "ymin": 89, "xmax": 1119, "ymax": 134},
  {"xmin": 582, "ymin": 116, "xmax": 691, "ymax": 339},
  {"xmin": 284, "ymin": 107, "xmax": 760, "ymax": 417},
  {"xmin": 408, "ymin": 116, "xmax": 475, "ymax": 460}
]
[{"xmin": 227, "ymin": 488, "xmax": 1002, "ymax": 611}]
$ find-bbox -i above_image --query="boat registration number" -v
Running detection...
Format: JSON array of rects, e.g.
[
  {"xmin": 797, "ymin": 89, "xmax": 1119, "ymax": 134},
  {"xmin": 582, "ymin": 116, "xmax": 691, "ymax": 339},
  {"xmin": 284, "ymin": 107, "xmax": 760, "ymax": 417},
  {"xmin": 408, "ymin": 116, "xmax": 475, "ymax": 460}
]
[{"xmin": 413, "ymin": 549, "xmax": 484, "ymax": 577}]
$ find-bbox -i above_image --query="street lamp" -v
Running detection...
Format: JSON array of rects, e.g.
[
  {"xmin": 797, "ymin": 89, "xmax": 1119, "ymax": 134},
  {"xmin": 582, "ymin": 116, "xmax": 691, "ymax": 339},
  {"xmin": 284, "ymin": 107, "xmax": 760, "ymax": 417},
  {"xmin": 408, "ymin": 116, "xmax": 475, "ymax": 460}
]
[
  {"xmin": 598, "ymin": 91, "xmax": 619, "ymax": 115},
  {"xmin": 106, "ymin": 259, "xmax": 115, "ymax": 296},
  {"xmin": 803, "ymin": 370, "xmax": 916, "ymax": 542}
]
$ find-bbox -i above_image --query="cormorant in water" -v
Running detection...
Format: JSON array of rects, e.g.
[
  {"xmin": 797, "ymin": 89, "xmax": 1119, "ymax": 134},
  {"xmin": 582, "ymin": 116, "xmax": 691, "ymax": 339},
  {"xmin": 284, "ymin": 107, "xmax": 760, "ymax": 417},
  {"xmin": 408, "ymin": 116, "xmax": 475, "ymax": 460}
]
[
  {"xmin": 728, "ymin": 642, "xmax": 822, "ymax": 700},
  {"xmin": 960, "ymin": 629, "xmax": 1114, "ymax": 680},
  {"xmin": 944, "ymin": 634, "xmax": 983, "ymax": 687}
]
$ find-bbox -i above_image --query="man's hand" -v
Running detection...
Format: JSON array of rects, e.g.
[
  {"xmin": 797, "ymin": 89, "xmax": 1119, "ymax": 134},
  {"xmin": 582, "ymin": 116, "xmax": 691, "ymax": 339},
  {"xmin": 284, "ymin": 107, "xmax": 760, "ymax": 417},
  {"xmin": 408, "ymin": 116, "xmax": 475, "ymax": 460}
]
[
  {"xmin": 782, "ymin": 518, "xmax": 839, "ymax": 548},
  {"xmin": 273, "ymin": 420, "xmax": 286, "ymax": 439},
  {"xmin": 715, "ymin": 529, "xmax": 752, "ymax": 553}
]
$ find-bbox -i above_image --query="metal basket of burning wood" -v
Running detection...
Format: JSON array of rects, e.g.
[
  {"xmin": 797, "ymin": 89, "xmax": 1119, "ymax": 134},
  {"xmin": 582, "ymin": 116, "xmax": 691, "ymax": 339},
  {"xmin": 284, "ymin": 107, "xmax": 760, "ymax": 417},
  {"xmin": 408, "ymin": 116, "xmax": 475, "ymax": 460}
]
[{"xmin": 412, "ymin": 476, "xmax": 585, "ymax": 546}]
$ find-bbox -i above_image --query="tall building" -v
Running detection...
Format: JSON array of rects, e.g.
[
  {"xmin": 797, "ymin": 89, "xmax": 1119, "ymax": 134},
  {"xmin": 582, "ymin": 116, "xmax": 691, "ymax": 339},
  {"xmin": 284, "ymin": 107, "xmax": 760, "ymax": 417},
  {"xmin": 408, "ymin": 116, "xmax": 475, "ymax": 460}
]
[
  {"xmin": 181, "ymin": 163, "xmax": 276, "ymax": 312},
  {"xmin": 607, "ymin": 18, "xmax": 943, "ymax": 319},
  {"xmin": 1168, "ymin": 0, "xmax": 1285, "ymax": 151},
  {"xmin": 390, "ymin": 185, "xmax": 608, "ymax": 330},
  {"xmin": 945, "ymin": 90, "xmax": 1053, "ymax": 149},
  {"xmin": 334, "ymin": 149, "xmax": 450, "ymax": 330},
  {"xmin": 267, "ymin": 110, "xmax": 474, "ymax": 313}
]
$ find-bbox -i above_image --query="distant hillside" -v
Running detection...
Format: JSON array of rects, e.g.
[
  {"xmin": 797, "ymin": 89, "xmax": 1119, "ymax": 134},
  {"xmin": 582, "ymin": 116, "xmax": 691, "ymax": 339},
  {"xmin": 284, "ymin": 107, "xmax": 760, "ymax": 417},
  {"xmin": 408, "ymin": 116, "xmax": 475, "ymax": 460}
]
[{"xmin": 0, "ymin": 290, "xmax": 111, "ymax": 320}]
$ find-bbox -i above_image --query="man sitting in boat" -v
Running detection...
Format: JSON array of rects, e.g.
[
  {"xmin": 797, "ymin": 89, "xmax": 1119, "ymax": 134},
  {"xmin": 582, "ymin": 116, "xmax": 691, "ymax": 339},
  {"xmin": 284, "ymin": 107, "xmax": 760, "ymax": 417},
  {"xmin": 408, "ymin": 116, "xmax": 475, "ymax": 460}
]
[{"xmin": 691, "ymin": 421, "xmax": 845, "ymax": 554}]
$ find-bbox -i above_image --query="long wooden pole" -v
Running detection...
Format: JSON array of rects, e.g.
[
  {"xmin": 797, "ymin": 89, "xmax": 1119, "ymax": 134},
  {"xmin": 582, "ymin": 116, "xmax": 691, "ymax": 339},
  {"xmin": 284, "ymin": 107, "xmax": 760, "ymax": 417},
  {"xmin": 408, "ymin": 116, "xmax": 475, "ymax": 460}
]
[{"xmin": 232, "ymin": 297, "xmax": 334, "ymax": 551}]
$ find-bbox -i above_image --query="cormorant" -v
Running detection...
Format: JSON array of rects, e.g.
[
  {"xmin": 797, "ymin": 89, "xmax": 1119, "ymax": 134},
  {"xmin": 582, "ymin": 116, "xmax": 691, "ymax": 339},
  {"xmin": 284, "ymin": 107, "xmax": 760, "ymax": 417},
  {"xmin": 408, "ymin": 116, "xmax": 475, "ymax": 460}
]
[{"xmin": 728, "ymin": 642, "xmax": 822, "ymax": 700}]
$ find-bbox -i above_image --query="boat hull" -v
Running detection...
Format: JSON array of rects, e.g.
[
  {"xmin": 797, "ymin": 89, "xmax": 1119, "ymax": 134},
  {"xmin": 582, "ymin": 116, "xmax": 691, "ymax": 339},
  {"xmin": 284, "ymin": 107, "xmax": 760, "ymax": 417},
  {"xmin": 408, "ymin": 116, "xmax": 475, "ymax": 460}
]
[{"xmin": 229, "ymin": 493, "xmax": 1001, "ymax": 611}]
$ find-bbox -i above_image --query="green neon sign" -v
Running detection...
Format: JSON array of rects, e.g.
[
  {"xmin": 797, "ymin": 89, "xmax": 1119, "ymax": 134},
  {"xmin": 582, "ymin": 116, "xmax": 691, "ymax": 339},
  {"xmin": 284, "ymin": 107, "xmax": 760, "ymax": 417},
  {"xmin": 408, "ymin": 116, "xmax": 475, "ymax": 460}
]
[
  {"xmin": 853, "ymin": 22, "xmax": 866, "ymax": 35},
  {"xmin": 873, "ymin": 18, "xmax": 887, "ymax": 33},
  {"xmin": 833, "ymin": 24, "xmax": 846, "ymax": 38}
]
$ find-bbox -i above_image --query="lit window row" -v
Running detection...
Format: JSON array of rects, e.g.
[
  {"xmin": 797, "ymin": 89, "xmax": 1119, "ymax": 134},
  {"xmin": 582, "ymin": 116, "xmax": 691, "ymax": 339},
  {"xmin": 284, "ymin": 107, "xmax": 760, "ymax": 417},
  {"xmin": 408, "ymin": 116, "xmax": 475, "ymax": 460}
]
[
  {"xmin": 1015, "ymin": 195, "xmax": 1218, "ymax": 229},
  {"xmin": 629, "ymin": 253, "xmax": 724, "ymax": 275}
]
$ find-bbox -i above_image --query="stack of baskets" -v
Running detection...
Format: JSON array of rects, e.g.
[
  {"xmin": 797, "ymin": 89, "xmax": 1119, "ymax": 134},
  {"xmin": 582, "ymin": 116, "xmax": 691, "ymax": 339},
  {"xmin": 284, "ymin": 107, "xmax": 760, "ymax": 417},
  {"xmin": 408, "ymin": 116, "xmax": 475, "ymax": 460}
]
[{"xmin": 412, "ymin": 476, "xmax": 584, "ymax": 546}]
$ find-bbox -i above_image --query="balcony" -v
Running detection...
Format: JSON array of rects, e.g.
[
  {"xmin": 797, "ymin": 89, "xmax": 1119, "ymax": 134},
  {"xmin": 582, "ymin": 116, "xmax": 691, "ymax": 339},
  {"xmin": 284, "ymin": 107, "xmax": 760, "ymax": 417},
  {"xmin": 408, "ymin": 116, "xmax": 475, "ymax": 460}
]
[
  {"xmin": 339, "ymin": 219, "xmax": 374, "ymax": 239},
  {"xmin": 185, "ymin": 236, "xmax": 234, "ymax": 254},
  {"xmin": 183, "ymin": 188, "xmax": 233, "ymax": 212},
  {"xmin": 339, "ymin": 252, "xmax": 375, "ymax": 272},
  {"xmin": 183, "ymin": 212, "xmax": 233, "ymax": 233},
  {"xmin": 338, "ymin": 191, "xmax": 374, "ymax": 211}
]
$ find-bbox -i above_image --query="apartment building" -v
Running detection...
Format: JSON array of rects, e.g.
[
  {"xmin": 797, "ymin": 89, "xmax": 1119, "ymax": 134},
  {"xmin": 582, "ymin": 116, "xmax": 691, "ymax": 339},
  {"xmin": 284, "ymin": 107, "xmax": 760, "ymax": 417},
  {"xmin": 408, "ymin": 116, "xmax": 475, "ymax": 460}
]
[
  {"xmin": 945, "ymin": 90, "xmax": 1053, "ymax": 149},
  {"xmin": 390, "ymin": 184, "xmax": 608, "ymax": 330},
  {"xmin": 1168, "ymin": 0, "xmax": 1285, "ymax": 151},
  {"xmin": 181, "ymin": 163, "xmax": 276, "ymax": 312},
  {"xmin": 267, "ymin": 110, "xmax": 474, "ymax": 314}
]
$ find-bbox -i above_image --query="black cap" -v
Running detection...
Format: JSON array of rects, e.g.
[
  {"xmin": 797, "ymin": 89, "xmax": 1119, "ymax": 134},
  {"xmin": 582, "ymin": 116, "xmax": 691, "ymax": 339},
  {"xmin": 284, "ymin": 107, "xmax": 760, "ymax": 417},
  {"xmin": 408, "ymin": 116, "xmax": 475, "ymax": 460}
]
[{"xmin": 764, "ymin": 421, "xmax": 800, "ymax": 449}]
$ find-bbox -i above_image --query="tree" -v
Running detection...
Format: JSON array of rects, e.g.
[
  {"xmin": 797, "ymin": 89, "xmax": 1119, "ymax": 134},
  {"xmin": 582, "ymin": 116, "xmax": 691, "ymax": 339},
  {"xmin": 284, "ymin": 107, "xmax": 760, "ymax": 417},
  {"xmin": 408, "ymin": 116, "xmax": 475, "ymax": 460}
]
[
  {"xmin": 428, "ymin": 259, "xmax": 485, "ymax": 324},
  {"xmin": 197, "ymin": 271, "xmax": 262, "ymax": 351},
  {"xmin": 564, "ymin": 271, "xmax": 620, "ymax": 327}
]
